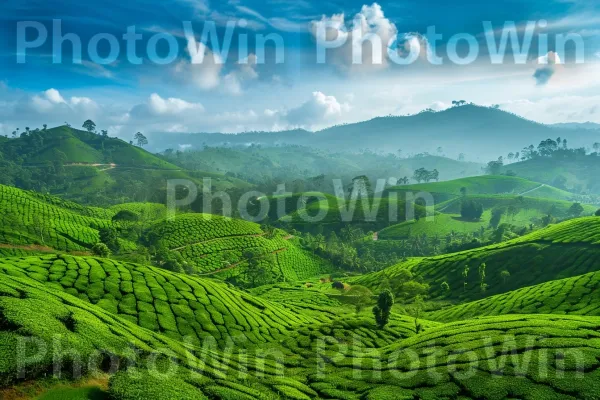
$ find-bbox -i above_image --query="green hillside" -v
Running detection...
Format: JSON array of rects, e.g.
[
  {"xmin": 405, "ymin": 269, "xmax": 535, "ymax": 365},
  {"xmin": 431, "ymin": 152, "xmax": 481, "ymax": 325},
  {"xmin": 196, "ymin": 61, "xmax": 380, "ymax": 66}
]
[
  {"xmin": 0, "ymin": 185, "xmax": 331, "ymax": 287},
  {"xmin": 429, "ymin": 270, "xmax": 600, "ymax": 322},
  {"xmin": 3, "ymin": 256, "xmax": 600, "ymax": 399},
  {"xmin": 0, "ymin": 255, "xmax": 320, "ymax": 347},
  {"xmin": 379, "ymin": 194, "xmax": 596, "ymax": 240},
  {"xmin": 161, "ymin": 145, "xmax": 484, "ymax": 185},
  {"xmin": 386, "ymin": 175, "xmax": 574, "ymax": 203},
  {"xmin": 0, "ymin": 126, "xmax": 178, "ymax": 169},
  {"xmin": 354, "ymin": 217, "xmax": 600, "ymax": 302},
  {"xmin": 0, "ymin": 126, "xmax": 251, "ymax": 206},
  {"xmin": 501, "ymin": 155, "xmax": 600, "ymax": 195},
  {"xmin": 144, "ymin": 213, "xmax": 332, "ymax": 283}
]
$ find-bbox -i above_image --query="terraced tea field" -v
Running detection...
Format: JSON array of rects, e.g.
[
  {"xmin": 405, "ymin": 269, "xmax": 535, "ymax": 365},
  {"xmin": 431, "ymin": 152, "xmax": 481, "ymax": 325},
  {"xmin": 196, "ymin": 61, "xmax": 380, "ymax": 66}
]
[
  {"xmin": 0, "ymin": 185, "xmax": 114, "ymax": 251},
  {"xmin": 354, "ymin": 217, "xmax": 600, "ymax": 302},
  {"xmin": 429, "ymin": 270, "xmax": 600, "ymax": 322},
  {"xmin": 0, "ymin": 255, "xmax": 321, "ymax": 348},
  {"xmin": 3, "ymin": 267, "xmax": 600, "ymax": 400},
  {"xmin": 146, "ymin": 213, "xmax": 332, "ymax": 282}
]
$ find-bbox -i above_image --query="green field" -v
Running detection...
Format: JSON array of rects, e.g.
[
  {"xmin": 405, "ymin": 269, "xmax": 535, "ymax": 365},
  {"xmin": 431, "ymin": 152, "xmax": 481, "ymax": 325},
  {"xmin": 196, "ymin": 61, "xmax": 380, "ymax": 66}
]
[
  {"xmin": 379, "ymin": 194, "xmax": 596, "ymax": 240},
  {"xmin": 386, "ymin": 175, "xmax": 575, "ymax": 202}
]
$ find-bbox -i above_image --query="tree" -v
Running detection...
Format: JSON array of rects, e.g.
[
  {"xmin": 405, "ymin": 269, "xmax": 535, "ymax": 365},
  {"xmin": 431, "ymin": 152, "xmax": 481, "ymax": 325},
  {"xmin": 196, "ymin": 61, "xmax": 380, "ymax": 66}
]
[
  {"xmin": 344, "ymin": 285, "xmax": 373, "ymax": 314},
  {"xmin": 92, "ymin": 243, "xmax": 111, "ymax": 258},
  {"xmin": 489, "ymin": 207, "xmax": 505, "ymax": 229},
  {"xmin": 406, "ymin": 294, "xmax": 425, "ymax": 333},
  {"xmin": 441, "ymin": 281, "xmax": 450, "ymax": 293},
  {"xmin": 372, "ymin": 289, "xmax": 394, "ymax": 329},
  {"xmin": 460, "ymin": 199, "xmax": 483, "ymax": 220},
  {"xmin": 460, "ymin": 187, "xmax": 467, "ymax": 196},
  {"xmin": 478, "ymin": 263, "xmax": 487, "ymax": 292},
  {"xmin": 462, "ymin": 265, "xmax": 469, "ymax": 292},
  {"xmin": 485, "ymin": 159, "xmax": 504, "ymax": 175},
  {"xmin": 99, "ymin": 227, "xmax": 121, "ymax": 253},
  {"xmin": 243, "ymin": 249, "xmax": 274, "ymax": 287},
  {"xmin": 32, "ymin": 214, "xmax": 48, "ymax": 244},
  {"xmin": 500, "ymin": 270, "xmax": 511, "ymax": 284},
  {"xmin": 112, "ymin": 210, "xmax": 139, "ymax": 222},
  {"xmin": 134, "ymin": 132, "xmax": 148, "ymax": 147},
  {"xmin": 568, "ymin": 202, "xmax": 584, "ymax": 217},
  {"xmin": 101, "ymin": 129, "xmax": 108, "ymax": 137},
  {"xmin": 595, "ymin": 209, "xmax": 600, "ymax": 217},
  {"xmin": 82, "ymin": 120, "xmax": 96, "ymax": 133}
]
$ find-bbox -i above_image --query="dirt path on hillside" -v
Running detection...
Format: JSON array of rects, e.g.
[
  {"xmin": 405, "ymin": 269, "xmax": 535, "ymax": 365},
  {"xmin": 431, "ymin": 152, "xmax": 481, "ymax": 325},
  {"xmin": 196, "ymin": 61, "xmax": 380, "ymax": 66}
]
[{"xmin": 519, "ymin": 184, "xmax": 546, "ymax": 196}]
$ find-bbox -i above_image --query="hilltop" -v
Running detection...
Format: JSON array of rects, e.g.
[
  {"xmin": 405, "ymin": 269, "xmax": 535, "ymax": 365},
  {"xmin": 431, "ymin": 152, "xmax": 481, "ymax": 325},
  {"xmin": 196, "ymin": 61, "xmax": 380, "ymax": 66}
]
[
  {"xmin": 0, "ymin": 126, "xmax": 178, "ymax": 169},
  {"xmin": 0, "ymin": 126, "xmax": 249, "ymax": 205}
]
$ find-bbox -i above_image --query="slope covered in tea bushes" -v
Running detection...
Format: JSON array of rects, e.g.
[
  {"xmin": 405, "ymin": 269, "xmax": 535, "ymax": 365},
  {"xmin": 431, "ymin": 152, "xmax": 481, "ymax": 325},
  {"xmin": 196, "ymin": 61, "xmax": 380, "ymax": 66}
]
[
  {"xmin": 0, "ymin": 255, "xmax": 320, "ymax": 348},
  {"xmin": 429, "ymin": 270, "xmax": 600, "ymax": 322},
  {"xmin": 145, "ymin": 213, "xmax": 332, "ymax": 282},
  {"xmin": 354, "ymin": 217, "xmax": 600, "ymax": 303}
]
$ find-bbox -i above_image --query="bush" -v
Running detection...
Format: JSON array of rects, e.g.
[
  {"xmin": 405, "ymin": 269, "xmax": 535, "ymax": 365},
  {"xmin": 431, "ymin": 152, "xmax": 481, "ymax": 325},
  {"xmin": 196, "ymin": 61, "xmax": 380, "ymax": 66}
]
[
  {"xmin": 91, "ymin": 243, "xmax": 111, "ymax": 258},
  {"xmin": 112, "ymin": 210, "xmax": 139, "ymax": 222}
]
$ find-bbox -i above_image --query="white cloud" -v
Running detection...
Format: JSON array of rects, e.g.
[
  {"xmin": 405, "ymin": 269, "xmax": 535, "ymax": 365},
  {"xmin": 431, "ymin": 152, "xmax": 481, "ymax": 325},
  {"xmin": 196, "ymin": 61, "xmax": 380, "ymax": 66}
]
[
  {"xmin": 174, "ymin": 36, "xmax": 259, "ymax": 94},
  {"xmin": 174, "ymin": 41, "xmax": 223, "ymax": 90},
  {"xmin": 310, "ymin": 3, "xmax": 399, "ymax": 73},
  {"xmin": 285, "ymin": 91, "xmax": 351, "ymax": 127},
  {"xmin": 26, "ymin": 89, "xmax": 98, "ymax": 116},
  {"xmin": 501, "ymin": 96, "xmax": 600, "ymax": 124},
  {"xmin": 144, "ymin": 93, "xmax": 204, "ymax": 116}
]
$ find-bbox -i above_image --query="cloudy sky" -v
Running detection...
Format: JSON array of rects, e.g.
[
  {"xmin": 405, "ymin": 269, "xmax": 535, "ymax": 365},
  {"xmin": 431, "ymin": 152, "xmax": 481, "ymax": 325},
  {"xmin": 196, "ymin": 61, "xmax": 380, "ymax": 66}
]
[{"xmin": 1, "ymin": 0, "xmax": 600, "ymax": 139}]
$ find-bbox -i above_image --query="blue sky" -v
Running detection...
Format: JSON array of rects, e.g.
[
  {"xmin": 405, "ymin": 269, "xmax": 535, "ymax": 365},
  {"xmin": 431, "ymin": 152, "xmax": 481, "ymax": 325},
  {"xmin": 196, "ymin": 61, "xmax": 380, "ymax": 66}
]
[{"xmin": 1, "ymin": 0, "xmax": 600, "ymax": 139}]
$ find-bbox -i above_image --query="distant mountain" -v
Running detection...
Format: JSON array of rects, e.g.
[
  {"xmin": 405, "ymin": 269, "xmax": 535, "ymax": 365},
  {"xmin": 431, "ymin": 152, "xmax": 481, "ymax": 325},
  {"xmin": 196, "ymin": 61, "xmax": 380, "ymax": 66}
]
[{"xmin": 148, "ymin": 105, "xmax": 599, "ymax": 161}]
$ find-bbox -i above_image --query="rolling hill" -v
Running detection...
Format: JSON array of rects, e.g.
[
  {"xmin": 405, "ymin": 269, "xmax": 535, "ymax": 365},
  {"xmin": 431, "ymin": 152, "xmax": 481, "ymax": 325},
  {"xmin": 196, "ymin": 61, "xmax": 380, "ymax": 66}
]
[
  {"xmin": 2, "ymin": 264, "xmax": 600, "ymax": 399},
  {"xmin": 0, "ymin": 126, "xmax": 250, "ymax": 205},
  {"xmin": 354, "ymin": 217, "xmax": 600, "ymax": 302},
  {"xmin": 0, "ymin": 184, "xmax": 332, "ymax": 286},
  {"xmin": 144, "ymin": 213, "xmax": 332, "ymax": 283},
  {"xmin": 501, "ymin": 155, "xmax": 600, "ymax": 195},
  {"xmin": 429, "ymin": 270, "xmax": 600, "ymax": 322}
]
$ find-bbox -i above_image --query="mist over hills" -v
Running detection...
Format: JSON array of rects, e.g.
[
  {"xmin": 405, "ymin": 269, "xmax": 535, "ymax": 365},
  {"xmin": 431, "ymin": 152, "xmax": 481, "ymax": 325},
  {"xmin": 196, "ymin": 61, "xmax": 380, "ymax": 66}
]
[{"xmin": 148, "ymin": 105, "xmax": 599, "ymax": 161}]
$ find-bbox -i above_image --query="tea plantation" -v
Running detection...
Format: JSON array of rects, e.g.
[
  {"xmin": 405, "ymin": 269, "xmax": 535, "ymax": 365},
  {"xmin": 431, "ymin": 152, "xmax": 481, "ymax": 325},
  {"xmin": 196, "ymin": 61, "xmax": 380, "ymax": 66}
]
[
  {"xmin": 145, "ymin": 213, "xmax": 332, "ymax": 281},
  {"xmin": 0, "ymin": 255, "xmax": 320, "ymax": 348},
  {"xmin": 429, "ymin": 270, "xmax": 600, "ymax": 322},
  {"xmin": 354, "ymin": 217, "xmax": 600, "ymax": 302},
  {"xmin": 3, "ymin": 265, "xmax": 600, "ymax": 399}
]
